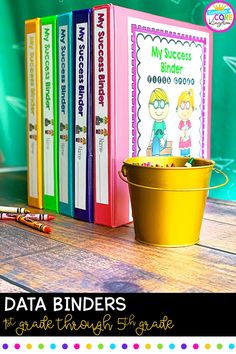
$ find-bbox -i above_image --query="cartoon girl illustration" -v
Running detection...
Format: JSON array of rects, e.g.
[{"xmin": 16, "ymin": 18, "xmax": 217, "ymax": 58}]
[
  {"xmin": 176, "ymin": 89, "xmax": 195, "ymax": 157},
  {"xmin": 148, "ymin": 88, "xmax": 169, "ymax": 156}
]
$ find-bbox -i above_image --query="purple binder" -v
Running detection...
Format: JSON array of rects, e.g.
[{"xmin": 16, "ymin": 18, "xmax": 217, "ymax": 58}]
[{"xmin": 73, "ymin": 9, "xmax": 94, "ymax": 222}]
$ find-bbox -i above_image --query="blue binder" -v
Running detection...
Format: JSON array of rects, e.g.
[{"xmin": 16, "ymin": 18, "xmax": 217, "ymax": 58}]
[
  {"xmin": 57, "ymin": 13, "xmax": 74, "ymax": 217},
  {"xmin": 73, "ymin": 9, "xmax": 94, "ymax": 223}
]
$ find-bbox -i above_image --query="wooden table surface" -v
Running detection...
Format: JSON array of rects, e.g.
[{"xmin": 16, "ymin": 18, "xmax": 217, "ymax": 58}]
[{"xmin": 0, "ymin": 172, "xmax": 235, "ymax": 293}]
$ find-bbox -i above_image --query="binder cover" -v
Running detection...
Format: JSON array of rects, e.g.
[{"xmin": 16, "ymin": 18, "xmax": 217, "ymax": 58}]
[
  {"xmin": 93, "ymin": 4, "xmax": 212, "ymax": 227},
  {"xmin": 73, "ymin": 9, "xmax": 94, "ymax": 222},
  {"xmin": 25, "ymin": 18, "xmax": 43, "ymax": 209},
  {"xmin": 57, "ymin": 13, "xmax": 74, "ymax": 217},
  {"xmin": 41, "ymin": 16, "xmax": 59, "ymax": 212}
]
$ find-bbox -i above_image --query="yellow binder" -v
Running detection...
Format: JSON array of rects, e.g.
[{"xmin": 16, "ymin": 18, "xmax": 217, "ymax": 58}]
[{"xmin": 25, "ymin": 19, "xmax": 43, "ymax": 209}]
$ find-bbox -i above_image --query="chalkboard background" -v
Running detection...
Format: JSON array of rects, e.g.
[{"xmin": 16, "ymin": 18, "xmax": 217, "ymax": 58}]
[{"xmin": 0, "ymin": 0, "xmax": 235, "ymax": 201}]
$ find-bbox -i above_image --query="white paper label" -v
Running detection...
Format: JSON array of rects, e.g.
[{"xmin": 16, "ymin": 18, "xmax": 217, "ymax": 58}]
[
  {"xmin": 94, "ymin": 9, "xmax": 109, "ymax": 205},
  {"xmin": 27, "ymin": 33, "xmax": 38, "ymax": 199},
  {"xmin": 128, "ymin": 17, "xmax": 210, "ymax": 159},
  {"xmin": 59, "ymin": 25, "xmax": 69, "ymax": 204},
  {"xmin": 75, "ymin": 22, "xmax": 88, "ymax": 210},
  {"xmin": 41, "ymin": 24, "xmax": 54, "ymax": 196}
]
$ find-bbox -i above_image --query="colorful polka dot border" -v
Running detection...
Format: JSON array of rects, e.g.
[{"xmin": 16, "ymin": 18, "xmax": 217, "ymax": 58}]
[{"xmin": 0, "ymin": 342, "xmax": 235, "ymax": 350}]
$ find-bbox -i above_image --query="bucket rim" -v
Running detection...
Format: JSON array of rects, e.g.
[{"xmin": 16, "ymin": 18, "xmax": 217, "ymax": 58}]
[{"xmin": 123, "ymin": 156, "xmax": 215, "ymax": 170}]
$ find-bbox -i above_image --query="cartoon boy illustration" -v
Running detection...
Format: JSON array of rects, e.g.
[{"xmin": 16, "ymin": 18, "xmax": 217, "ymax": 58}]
[
  {"xmin": 148, "ymin": 88, "xmax": 169, "ymax": 156},
  {"xmin": 176, "ymin": 89, "xmax": 194, "ymax": 157}
]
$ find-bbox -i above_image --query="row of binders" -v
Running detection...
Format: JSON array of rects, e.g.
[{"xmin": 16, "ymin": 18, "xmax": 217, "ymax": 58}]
[
  {"xmin": 25, "ymin": 4, "xmax": 212, "ymax": 227},
  {"xmin": 25, "ymin": 5, "xmax": 134, "ymax": 227}
]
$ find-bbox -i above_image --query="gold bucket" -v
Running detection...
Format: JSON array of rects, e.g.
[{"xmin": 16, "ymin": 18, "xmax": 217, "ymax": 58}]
[{"xmin": 119, "ymin": 156, "xmax": 228, "ymax": 247}]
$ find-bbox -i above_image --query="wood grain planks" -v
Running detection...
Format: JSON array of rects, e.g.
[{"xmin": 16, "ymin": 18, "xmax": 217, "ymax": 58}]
[{"xmin": 0, "ymin": 172, "xmax": 236, "ymax": 293}]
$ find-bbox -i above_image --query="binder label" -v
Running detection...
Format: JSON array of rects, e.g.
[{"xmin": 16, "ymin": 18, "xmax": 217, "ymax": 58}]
[
  {"xmin": 27, "ymin": 32, "xmax": 38, "ymax": 198},
  {"xmin": 129, "ymin": 18, "xmax": 210, "ymax": 158},
  {"xmin": 42, "ymin": 24, "xmax": 55, "ymax": 197},
  {"xmin": 75, "ymin": 22, "xmax": 88, "ymax": 210},
  {"xmin": 59, "ymin": 25, "xmax": 69, "ymax": 204},
  {"xmin": 94, "ymin": 9, "xmax": 109, "ymax": 205}
]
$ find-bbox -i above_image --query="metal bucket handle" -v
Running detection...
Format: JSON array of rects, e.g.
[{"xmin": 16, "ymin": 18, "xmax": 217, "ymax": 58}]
[{"xmin": 118, "ymin": 167, "xmax": 229, "ymax": 192}]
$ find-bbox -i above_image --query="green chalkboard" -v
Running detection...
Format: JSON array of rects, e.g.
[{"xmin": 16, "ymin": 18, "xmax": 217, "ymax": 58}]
[{"xmin": 0, "ymin": 0, "xmax": 235, "ymax": 201}]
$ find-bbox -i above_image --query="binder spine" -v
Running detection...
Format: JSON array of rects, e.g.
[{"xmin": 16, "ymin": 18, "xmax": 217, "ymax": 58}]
[
  {"xmin": 41, "ymin": 16, "xmax": 59, "ymax": 212},
  {"xmin": 58, "ymin": 13, "xmax": 74, "ymax": 217},
  {"xmin": 93, "ymin": 5, "xmax": 112, "ymax": 226},
  {"xmin": 73, "ymin": 9, "xmax": 94, "ymax": 222},
  {"xmin": 25, "ymin": 19, "xmax": 43, "ymax": 209}
]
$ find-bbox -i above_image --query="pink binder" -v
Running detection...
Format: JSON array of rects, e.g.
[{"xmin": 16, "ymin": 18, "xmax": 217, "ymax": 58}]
[{"xmin": 93, "ymin": 4, "xmax": 212, "ymax": 227}]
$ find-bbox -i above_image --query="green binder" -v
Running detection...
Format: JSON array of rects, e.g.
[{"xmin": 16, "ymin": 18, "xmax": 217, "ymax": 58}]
[{"xmin": 41, "ymin": 16, "xmax": 59, "ymax": 212}]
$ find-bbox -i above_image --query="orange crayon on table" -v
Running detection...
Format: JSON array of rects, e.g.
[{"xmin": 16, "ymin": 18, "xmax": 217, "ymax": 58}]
[
  {"xmin": 0, "ymin": 213, "xmax": 54, "ymax": 221},
  {"xmin": 16, "ymin": 215, "xmax": 52, "ymax": 234},
  {"xmin": 0, "ymin": 206, "xmax": 30, "ymax": 213},
  {"xmin": 25, "ymin": 214, "xmax": 55, "ymax": 221}
]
